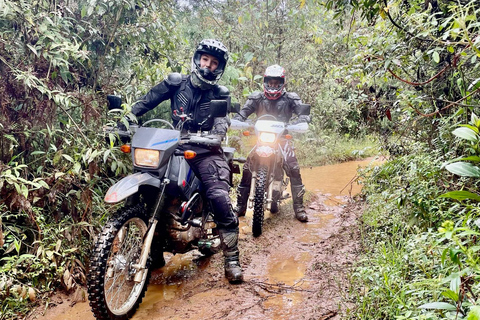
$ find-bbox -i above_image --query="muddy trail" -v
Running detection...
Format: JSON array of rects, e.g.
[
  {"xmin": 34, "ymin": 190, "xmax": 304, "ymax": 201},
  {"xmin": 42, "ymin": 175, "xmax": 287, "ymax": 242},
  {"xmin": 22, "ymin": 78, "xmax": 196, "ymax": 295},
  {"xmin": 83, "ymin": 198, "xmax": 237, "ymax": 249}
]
[{"xmin": 28, "ymin": 159, "xmax": 379, "ymax": 320}]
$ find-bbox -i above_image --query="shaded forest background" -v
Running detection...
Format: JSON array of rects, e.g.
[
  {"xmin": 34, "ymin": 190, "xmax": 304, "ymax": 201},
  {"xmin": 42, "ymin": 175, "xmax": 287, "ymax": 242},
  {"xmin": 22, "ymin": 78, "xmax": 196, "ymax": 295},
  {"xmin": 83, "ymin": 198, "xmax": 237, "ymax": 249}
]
[{"xmin": 1, "ymin": 0, "xmax": 480, "ymax": 319}]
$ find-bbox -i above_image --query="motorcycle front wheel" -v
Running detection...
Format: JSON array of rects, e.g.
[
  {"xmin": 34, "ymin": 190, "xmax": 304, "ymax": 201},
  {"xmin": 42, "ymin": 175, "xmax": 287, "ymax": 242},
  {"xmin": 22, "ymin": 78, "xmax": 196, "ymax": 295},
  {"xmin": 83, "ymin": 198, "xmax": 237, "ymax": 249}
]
[
  {"xmin": 252, "ymin": 165, "xmax": 268, "ymax": 237},
  {"xmin": 87, "ymin": 204, "xmax": 151, "ymax": 320}
]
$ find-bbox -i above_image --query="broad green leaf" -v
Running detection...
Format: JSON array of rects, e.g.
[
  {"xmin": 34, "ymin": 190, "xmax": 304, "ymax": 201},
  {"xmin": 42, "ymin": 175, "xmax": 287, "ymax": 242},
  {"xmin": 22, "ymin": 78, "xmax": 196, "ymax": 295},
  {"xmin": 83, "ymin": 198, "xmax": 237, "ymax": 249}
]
[
  {"xmin": 456, "ymin": 156, "xmax": 480, "ymax": 163},
  {"xmin": 244, "ymin": 52, "xmax": 254, "ymax": 62},
  {"xmin": 449, "ymin": 273, "xmax": 460, "ymax": 292},
  {"xmin": 433, "ymin": 51, "xmax": 440, "ymax": 63},
  {"xmin": 30, "ymin": 151, "xmax": 45, "ymax": 155},
  {"xmin": 62, "ymin": 154, "xmax": 74, "ymax": 162},
  {"xmin": 468, "ymin": 78, "xmax": 480, "ymax": 92},
  {"xmin": 55, "ymin": 172, "xmax": 65, "ymax": 179},
  {"xmin": 445, "ymin": 162, "xmax": 480, "ymax": 177},
  {"xmin": 452, "ymin": 127, "xmax": 478, "ymax": 142},
  {"xmin": 459, "ymin": 124, "xmax": 479, "ymax": 134},
  {"xmin": 441, "ymin": 289, "xmax": 458, "ymax": 302},
  {"xmin": 237, "ymin": 77, "xmax": 248, "ymax": 81},
  {"xmin": 419, "ymin": 302, "xmax": 457, "ymax": 310},
  {"xmin": 468, "ymin": 306, "xmax": 480, "ymax": 320},
  {"xmin": 439, "ymin": 191, "xmax": 480, "ymax": 201}
]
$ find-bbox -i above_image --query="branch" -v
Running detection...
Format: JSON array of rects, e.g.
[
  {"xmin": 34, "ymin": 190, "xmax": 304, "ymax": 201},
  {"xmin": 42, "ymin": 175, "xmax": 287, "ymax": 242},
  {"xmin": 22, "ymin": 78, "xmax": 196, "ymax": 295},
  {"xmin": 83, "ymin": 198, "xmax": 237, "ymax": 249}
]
[
  {"xmin": 387, "ymin": 64, "xmax": 449, "ymax": 86},
  {"xmin": 411, "ymin": 87, "xmax": 480, "ymax": 118}
]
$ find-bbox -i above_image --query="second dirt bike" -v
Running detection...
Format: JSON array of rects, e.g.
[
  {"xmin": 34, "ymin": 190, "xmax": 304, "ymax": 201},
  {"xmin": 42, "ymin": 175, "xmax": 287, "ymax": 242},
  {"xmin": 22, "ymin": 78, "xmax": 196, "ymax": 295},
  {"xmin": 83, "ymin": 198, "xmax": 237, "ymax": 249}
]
[{"xmin": 231, "ymin": 109, "xmax": 309, "ymax": 237}]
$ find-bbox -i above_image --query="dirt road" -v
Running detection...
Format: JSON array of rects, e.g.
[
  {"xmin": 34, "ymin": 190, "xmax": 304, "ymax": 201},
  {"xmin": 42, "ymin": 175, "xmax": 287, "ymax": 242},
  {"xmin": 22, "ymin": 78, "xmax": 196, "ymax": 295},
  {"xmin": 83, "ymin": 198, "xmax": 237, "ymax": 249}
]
[
  {"xmin": 29, "ymin": 159, "xmax": 377, "ymax": 320},
  {"xmin": 29, "ymin": 193, "xmax": 362, "ymax": 320}
]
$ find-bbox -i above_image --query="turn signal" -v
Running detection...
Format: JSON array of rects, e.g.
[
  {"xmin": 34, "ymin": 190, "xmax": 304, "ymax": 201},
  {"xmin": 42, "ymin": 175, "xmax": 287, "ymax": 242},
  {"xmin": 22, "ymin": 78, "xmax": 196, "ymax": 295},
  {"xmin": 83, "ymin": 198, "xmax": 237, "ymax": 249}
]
[
  {"xmin": 184, "ymin": 150, "xmax": 197, "ymax": 159},
  {"xmin": 242, "ymin": 131, "xmax": 250, "ymax": 136},
  {"xmin": 285, "ymin": 134, "xmax": 293, "ymax": 140},
  {"xmin": 120, "ymin": 144, "xmax": 131, "ymax": 153}
]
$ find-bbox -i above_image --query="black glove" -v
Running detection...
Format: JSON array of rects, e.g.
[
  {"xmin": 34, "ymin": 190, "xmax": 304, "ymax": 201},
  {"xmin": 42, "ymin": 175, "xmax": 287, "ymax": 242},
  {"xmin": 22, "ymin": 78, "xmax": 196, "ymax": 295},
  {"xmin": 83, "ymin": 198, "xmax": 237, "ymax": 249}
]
[
  {"xmin": 116, "ymin": 118, "xmax": 134, "ymax": 132},
  {"xmin": 232, "ymin": 114, "xmax": 245, "ymax": 122},
  {"xmin": 291, "ymin": 115, "xmax": 310, "ymax": 124}
]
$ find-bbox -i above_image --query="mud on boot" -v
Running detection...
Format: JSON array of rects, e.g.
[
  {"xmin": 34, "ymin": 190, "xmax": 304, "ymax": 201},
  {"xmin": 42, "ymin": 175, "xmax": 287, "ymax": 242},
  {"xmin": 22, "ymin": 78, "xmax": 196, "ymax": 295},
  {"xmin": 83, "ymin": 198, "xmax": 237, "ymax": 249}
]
[
  {"xmin": 294, "ymin": 204, "xmax": 308, "ymax": 222},
  {"xmin": 219, "ymin": 228, "xmax": 243, "ymax": 284},
  {"xmin": 292, "ymin": 184, "xmax": 308, "ymax": 222},
  {"xmin": 224, "ymin": 253, "xmax": 243, "ymax": 283}
]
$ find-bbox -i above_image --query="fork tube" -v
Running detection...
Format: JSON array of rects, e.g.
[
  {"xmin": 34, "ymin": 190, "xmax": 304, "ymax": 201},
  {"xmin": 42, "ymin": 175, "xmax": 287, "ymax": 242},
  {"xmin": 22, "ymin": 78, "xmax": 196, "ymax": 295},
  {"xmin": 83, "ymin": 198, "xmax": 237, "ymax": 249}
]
[
  {"xmin": 248, "ymin": 171, "xmax": 256, "ymax": 209},
  {"xmin": 133, "ymin": 219, "xmax": 158, "ymax": 282}
]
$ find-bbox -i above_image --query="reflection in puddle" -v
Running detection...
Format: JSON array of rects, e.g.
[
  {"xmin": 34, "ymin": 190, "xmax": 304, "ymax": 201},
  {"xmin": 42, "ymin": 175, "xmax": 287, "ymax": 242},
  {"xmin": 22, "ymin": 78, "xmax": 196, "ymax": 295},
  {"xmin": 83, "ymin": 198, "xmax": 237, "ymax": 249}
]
[{"xmin": 267, "ymin": 252, "xmax": 311, "ymax": 285}]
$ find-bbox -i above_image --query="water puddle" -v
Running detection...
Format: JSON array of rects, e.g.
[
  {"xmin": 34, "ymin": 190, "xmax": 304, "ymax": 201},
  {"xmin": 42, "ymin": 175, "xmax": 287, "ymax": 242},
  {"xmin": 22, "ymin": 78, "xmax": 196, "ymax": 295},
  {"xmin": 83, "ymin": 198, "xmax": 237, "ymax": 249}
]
[
  {"xmin": 267, "ymin": 251, "xmax": 311, "ymax": 285},
  {"xmin": 263, "ymin": 292, "xmax": 304, "ymax": 319},
  {"xmin": 301, "ymin": 157, "xmax": 384, "ymax": 204}
]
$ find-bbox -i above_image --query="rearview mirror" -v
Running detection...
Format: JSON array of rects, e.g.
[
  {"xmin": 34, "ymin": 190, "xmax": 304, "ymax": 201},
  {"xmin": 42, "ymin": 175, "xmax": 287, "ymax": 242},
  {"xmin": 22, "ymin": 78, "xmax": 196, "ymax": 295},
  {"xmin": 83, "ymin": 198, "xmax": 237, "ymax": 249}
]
[
  {"xmin": 209, "ymin": 99, "xmax": 228, "ymax": 118},
  {"xmin": 298, "ymin": 103, "xmax": 311, "ymax": 116},
  {"xmin": 107, "ymin": 95, "xmax": 122, "ymax": 110}
]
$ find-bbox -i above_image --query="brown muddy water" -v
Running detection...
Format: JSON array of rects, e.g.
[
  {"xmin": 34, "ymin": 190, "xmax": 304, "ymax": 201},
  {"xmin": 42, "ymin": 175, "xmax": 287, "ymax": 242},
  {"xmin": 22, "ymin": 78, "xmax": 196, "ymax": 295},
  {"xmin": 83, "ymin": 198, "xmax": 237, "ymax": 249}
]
[{"xmin": 34, "ymin": 157, "xmax": 384, "ymax": 320}]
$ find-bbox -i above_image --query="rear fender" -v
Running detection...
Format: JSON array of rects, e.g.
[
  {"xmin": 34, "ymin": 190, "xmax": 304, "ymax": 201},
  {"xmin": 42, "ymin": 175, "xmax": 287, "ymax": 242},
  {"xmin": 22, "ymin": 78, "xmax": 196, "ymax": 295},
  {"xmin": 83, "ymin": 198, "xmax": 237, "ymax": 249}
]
[{"xmin": 104, "ymin": 172, "xmax": 161, "ymax": 203}]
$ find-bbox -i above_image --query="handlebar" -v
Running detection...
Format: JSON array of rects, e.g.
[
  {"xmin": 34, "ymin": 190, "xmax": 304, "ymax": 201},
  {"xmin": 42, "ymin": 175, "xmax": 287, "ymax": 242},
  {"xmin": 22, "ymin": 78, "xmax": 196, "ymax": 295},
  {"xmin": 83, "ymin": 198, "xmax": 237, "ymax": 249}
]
[
  {"xmin": 179, "ymin": 134, "xmax": 222, "ymax": 148},
  {"xmin": 229, "ymin": 118, "xmax": 309, "ymax": 133}
]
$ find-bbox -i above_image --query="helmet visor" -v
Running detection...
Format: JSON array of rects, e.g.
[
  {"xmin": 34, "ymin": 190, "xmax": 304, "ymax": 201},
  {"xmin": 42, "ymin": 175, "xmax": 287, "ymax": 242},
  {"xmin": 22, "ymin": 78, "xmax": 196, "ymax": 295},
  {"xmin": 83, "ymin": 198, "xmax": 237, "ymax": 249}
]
[{"xmin": 264, "ymin": 77, "xmax": 285, "ymax": 92}]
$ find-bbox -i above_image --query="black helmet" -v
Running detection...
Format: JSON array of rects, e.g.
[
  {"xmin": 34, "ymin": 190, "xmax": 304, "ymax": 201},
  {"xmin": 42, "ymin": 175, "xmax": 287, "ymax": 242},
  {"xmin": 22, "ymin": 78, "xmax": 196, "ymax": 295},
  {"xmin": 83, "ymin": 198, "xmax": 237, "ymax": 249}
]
[
  {"xmin": 191, "ymin": 39, "xmax": 229, "ymax": 88},
  {"xmin": 263, "ymin": 64, "xmax": 285, "ymax": 100}
]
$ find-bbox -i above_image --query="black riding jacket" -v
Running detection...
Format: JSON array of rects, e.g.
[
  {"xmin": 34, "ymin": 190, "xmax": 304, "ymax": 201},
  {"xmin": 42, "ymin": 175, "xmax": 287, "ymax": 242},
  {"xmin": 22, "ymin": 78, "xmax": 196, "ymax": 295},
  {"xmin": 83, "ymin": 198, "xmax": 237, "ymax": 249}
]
[
  {"xmin": 234, "ymin": 91, "xmax": 310, "ymax": 123},
  {"xmin": 131, "ymin": 73, "xmax": 231, "ymax": 137}
]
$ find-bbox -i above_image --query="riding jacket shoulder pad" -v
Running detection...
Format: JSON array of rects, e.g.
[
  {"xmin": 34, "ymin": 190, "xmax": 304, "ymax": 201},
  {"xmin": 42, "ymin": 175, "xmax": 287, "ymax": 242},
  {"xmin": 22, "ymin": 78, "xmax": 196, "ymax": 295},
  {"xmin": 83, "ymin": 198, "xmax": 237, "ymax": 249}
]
[
  {"xmin": 214, "ymin": 85, "xmax": 230, "ymax": 98},
  {"xmin": 247, "ymin": 91, "xmax": 263, "ymax": 100},
  {"xmin": 164, "ymin": 72, "xmax": 183, "ymax": 86},
  {"xmin": 286, "ymin": 92, "xmax": 301, "ymax": 100}
]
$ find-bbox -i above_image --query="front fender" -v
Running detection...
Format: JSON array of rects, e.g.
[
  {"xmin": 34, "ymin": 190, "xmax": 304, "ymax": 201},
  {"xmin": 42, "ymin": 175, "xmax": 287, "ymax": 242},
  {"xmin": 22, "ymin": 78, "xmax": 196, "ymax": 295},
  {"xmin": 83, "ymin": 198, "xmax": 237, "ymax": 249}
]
[{"xmin": 104, "ymin": 172, "xmax": 161, "ymax": 203}]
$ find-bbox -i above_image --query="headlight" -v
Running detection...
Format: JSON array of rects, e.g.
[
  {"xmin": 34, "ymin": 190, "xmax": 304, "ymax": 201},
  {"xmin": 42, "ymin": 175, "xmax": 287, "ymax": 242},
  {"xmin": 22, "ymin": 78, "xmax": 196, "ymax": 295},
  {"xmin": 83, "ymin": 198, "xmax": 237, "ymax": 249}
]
[
  {"xmin": 259, "ymin": 132, "xmax": 276, "ymax": 143},
  {"xmin": 134, "ymin": 149, "xmax": 160, "ymax": 167}
]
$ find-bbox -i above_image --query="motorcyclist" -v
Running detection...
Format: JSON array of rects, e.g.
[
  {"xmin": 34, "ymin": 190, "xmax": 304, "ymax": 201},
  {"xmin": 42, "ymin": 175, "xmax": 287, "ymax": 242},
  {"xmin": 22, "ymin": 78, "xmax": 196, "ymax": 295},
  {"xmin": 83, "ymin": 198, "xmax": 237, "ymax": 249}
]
[
  {"xmin": 233, "ymin": 64, "xmax": 310, "ymax": 222},
  {"xmin": 128, "ymin": 39, "xmax": 243, "ymax": 283}
]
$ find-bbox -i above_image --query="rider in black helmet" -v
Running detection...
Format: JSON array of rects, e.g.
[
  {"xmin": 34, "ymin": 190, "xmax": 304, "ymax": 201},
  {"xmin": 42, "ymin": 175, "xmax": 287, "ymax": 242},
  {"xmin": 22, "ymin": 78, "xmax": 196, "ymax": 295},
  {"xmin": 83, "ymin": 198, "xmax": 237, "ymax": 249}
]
[
  {"xmin": 129, "ymin": 39, "xmax": 243, "ymax": 284},
  {"xmin": 233, "ymin": 64, "xmax": 310, "ymax": 222}
]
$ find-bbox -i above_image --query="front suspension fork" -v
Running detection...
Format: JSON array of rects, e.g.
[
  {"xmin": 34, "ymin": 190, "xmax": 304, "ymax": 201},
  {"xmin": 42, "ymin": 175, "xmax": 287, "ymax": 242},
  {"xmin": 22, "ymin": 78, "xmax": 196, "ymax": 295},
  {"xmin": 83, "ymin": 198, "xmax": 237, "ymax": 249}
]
[{"xmin": 132, "ymin": 179, "xmax": 168, "ymax": 282}]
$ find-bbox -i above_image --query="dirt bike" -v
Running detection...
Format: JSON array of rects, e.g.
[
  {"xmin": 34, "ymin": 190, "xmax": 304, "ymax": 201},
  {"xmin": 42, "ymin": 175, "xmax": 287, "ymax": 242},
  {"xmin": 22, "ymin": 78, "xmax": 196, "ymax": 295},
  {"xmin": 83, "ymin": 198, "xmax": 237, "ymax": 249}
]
[
  {"xmin": 87, "ymin": 97, "xmax": 240, "ymax": 320},
  {"xmin": 230, "ymin": 107, "xmax": 309, "ymax": 237}
]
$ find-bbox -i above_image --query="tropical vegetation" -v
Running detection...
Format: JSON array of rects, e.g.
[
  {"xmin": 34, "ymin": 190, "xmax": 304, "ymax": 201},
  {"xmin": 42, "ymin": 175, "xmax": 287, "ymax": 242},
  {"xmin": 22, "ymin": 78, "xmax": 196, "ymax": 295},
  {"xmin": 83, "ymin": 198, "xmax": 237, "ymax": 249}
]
[{"xmin": 1, "ymin": 0, "xmax": 480, "ymax": 319}]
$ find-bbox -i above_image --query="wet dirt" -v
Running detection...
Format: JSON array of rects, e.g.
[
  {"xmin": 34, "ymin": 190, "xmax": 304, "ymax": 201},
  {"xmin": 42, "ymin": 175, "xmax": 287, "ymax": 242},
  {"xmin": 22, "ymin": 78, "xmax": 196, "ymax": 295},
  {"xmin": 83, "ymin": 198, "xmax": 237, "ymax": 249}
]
[{"xmin": 27, "ymin": 157, "xmax": 383, "ymax": 320}]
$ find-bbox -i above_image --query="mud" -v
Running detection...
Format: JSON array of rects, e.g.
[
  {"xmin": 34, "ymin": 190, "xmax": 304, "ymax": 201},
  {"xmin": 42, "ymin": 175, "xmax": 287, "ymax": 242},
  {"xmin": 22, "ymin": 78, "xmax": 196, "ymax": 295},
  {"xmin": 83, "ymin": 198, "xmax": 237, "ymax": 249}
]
[{"xmin": 27, "ymin": 158, "xmax": 381, "ymax": 320}]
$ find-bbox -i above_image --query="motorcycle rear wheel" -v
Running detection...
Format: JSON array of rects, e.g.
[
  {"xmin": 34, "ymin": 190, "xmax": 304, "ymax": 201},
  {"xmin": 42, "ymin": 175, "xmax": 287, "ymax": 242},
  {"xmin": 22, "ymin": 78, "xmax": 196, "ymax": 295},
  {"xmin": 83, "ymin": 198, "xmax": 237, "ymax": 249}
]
[
  {"xmin": 87, "ymin": 204, "xmax": 151, "ymax": 320},
  {"xmin": 253, "ymin": 165, "xmax": 268, "ymax": 237}
]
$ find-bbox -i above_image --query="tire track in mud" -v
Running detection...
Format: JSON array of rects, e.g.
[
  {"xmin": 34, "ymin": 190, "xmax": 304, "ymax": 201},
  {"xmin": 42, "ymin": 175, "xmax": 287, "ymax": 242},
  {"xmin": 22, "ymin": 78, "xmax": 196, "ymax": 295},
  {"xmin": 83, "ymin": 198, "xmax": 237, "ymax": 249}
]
[{"xmin": 29, "ymin": 192, "xmax": 362, "ymax": 320}]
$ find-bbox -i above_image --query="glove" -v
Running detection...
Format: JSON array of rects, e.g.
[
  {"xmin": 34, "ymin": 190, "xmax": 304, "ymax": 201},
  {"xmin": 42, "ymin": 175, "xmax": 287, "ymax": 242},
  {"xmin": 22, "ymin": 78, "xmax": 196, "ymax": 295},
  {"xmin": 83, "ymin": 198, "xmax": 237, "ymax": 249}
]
[
  {"xmin": 232, "ymin": 114, "xmax": 245, "ymax": 122},
  {"xmin": 291, "ymin": 115, "xmax": 310, "ymax": 124},
  {"xmin": 116, "ymin": 117, "xmax": 135, "ymax": 132}
]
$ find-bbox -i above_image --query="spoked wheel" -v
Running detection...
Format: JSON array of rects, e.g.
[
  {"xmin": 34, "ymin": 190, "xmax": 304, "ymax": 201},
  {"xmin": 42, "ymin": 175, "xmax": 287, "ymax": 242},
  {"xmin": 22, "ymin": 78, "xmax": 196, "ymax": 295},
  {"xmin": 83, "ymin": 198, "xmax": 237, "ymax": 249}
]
[
  {"xmin": 87, "ymin": 204, "xmax": 151, "ymax": 320},
  {"xmin": 252, "ymin": 165, "xmax": 268, "ymax": 237}
]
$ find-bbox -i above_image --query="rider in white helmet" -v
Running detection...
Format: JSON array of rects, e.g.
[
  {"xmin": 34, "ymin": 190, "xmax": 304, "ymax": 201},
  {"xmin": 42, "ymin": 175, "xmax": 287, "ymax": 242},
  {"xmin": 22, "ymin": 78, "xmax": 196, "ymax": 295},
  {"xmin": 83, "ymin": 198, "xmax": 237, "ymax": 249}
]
[{"xmin": 233, "ymin": 64, "xmax": 310, "ymax": 222}]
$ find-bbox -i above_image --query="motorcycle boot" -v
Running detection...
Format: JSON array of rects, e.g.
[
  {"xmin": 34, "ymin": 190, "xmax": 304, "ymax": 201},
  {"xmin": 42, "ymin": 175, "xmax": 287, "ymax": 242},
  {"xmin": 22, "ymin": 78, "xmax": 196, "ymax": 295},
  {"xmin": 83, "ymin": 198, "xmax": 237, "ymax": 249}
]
[
  {"xmin": 219, "ymin": 228, "xmax": 244, "ymax": 283},
  {"xmin": 270, "ymin": 190, "xmax": 281, "ymax": 214},
  {"xmin": 233, "ymin": 185, "xmax": 249, "ymax": 217},
  {"xmin": 291, "ymin": 184, "xmax": 308, "ymax": 222}
]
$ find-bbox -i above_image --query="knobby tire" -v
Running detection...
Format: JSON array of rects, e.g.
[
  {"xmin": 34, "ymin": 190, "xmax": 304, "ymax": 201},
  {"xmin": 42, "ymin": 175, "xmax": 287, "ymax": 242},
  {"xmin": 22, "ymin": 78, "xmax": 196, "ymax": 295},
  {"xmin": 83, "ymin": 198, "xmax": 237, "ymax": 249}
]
[
  {"xmin": 253, "ymin": 165, "xmax": 268, "ymax": 237},
  {"xmin": 87, "ymin": 204, "xmax": 151, "ymax": 320}
]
